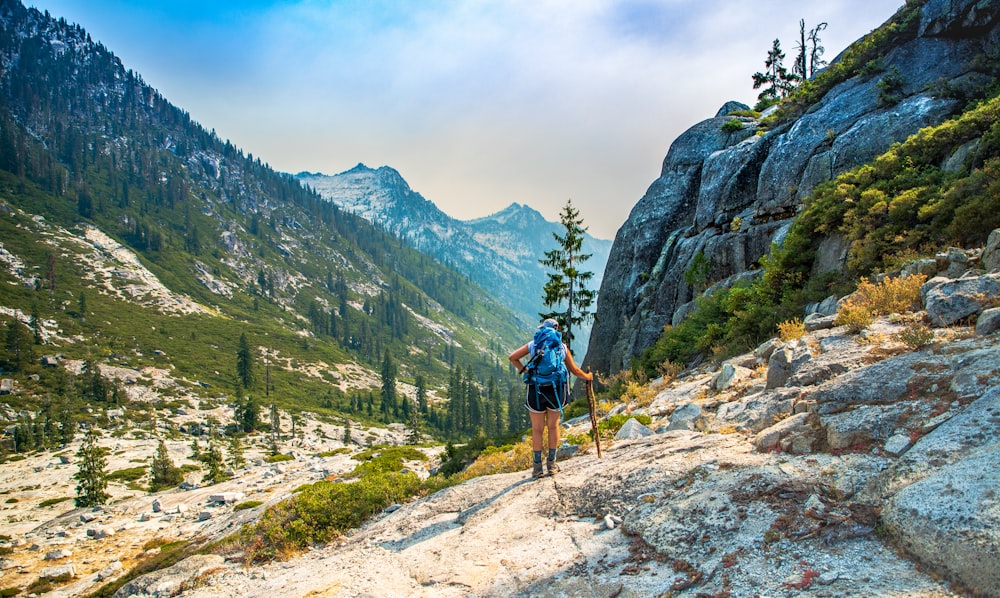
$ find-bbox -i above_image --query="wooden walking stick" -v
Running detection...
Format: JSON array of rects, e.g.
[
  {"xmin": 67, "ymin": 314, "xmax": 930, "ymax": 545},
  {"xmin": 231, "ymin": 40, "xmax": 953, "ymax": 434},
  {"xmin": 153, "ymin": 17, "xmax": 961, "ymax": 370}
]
[{"xmin": 585, "ymin": 367, "xmax": 602, "ymax": 458}]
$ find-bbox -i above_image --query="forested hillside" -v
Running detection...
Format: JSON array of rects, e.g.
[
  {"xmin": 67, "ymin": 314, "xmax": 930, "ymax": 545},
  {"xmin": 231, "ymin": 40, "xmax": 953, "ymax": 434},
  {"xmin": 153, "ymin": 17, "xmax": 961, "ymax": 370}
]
[{"xmin": 0, "ymin": 0, "xmax": 530, "ymax": 442}]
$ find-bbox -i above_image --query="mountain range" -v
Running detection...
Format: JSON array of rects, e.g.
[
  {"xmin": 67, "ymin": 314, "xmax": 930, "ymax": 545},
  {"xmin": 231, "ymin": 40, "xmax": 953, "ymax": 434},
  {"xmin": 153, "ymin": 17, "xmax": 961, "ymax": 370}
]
[
  {"xmin": 0, "ymin": 0, "xmax": 530, "ymax": 439},
  {"xmin": 297, "ymin": 165, "xmax": 612, "ymax": 353}
]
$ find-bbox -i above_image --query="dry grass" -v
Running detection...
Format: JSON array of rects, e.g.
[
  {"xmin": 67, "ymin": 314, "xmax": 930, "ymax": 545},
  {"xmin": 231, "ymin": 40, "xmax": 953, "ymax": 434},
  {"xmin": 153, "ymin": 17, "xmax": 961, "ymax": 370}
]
[
  {"xmin": 835, "ymin": 274, "xmax": 927, "ymax": 333},
  {"xmin": 778, "ymin": 319, "xmax": 806, "ymax": 341}
]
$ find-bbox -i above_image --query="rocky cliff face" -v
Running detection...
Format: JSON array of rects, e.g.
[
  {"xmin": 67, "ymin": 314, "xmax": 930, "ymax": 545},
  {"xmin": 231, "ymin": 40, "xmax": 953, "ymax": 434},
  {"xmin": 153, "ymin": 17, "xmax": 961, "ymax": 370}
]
[{"xmin": 587, "ymin": 0, "xmax": 1000, "ymax": 374}]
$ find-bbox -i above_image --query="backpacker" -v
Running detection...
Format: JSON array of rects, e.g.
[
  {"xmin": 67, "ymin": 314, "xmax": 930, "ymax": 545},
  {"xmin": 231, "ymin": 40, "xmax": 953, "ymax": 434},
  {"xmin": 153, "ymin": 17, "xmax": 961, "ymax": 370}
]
[{"xmin": 524, "ymin": 326, "xmax": 567, "ymax": 387}]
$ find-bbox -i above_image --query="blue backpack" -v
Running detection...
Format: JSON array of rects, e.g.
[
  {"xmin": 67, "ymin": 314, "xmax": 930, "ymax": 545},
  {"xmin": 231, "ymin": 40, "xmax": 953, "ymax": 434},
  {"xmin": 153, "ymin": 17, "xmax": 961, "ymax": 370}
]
[{"xmin": 525, "ymin": 326, "xmax": 567, "ymax": 387}]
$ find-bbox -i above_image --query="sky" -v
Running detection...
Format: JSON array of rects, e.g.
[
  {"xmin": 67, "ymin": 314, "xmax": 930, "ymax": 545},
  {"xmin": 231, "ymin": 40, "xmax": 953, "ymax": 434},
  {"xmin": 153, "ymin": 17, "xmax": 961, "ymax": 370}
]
[{"xmin": 27, "ymin": 0, "xmax": 905, "ymax": 239}]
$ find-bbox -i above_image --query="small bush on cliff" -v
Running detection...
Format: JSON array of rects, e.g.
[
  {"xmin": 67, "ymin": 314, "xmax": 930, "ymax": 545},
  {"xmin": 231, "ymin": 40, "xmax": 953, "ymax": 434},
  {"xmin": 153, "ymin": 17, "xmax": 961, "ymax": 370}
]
[{"xmin": 721, "ymin": 118, "xmax": 745, "ymax": 132}]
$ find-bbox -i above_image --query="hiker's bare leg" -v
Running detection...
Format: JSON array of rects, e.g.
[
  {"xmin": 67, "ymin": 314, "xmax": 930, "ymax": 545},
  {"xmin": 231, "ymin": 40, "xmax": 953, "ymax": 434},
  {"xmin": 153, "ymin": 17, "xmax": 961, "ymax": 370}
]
[
  {"xmin": 530, "ymin": 410, "xmax": 546, "ymax": 452},
  {"xmin": 546, "ymin": 411, "xmax": 559, "ymax": 449}
]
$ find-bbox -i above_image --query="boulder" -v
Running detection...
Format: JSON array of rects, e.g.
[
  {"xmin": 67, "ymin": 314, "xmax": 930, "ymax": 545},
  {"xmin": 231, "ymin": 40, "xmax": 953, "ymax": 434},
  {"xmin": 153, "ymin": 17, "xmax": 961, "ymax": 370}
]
[
  {"xmin": 714, "ymin": 363, "xmax": 753, "ymax": 391},
  {"xmin": 96, "ymin": 560, "xmax": 123, "ymax": 581},
  {"xmin": 803, "ymin": 313, "xmax": 837, "ymax": 332},
  {"xmin": 44, "ymin": 548, "xmax": 72, "ymax": 560},
  {"xmin": 87, "ymin": 525, "xmax": 115, "ymax": 539},
  {"xmin": 615, "ymin": 418, "xmax": 655, "ymax": 440},
  {"xmin": 822, "ymin": 405, "xmax": 901, "ymax": 451},
  {"xmin": 666, "ymin": 403, "xmax": 702, "ymax": 431},
  {"xmin": 714, "ymin": 389, "xmax": 797, "ymax": 433},
  {"xmin": 902, "ymin": 258, "xmax": 939, "ymax": 279},
  {"xmin": 39, "ymin": 564, "xmax": 76, "ymax": 579},
  {"xmin": 208, "ymin": 492, "xmax": 246, "ymax": 505},
  {"xmin": 753, "ymin": 412, "xmax": 813, "ymax": 452},
  {"xmin": 808, "ymin": 352, "xmax": 929, "ymax": 414},
  {"xmin": 882, "ymin": 443, "xmax": 1000, "ymax": 598},
  {"xmin": 753, "ymin": 338, "xmax": 781, "ymax": 363},
  {"xmin": 975, "ymin": 307, "xmax": 1000, "ymax": 335},
  {"xmin": 924, "ymin": 274, "xmax": 1000, "ymax": 326},
  {"xmin": 112, "ymin": 554, "xmax": 224, "ymax": 598},
  {"xmin": 983, "ymin": 229, "xmax": 1000, "ymax": 272},
  {"xmin": 765, "ymin": 344, "xmax": 811, "ymax": 390},
  {"xmin": 884, "ymin": 434, "xmax": 913, "ymax": 457}
]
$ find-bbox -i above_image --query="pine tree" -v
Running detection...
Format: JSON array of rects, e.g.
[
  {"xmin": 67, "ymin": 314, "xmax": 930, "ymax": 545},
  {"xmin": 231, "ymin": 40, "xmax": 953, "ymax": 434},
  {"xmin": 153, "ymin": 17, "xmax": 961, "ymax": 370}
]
[
  {"xmin": 4, "ymin": 318, "xmax": 33, "ymax": 372},
  {"xmin": 539, "ymin": 199, "xmax": 595, "ymax": 354},
  {"xmin": 236, "ymin": 332, "xmax": 254, "ymax": 389},
  {"xmin": 74, "ymin": 429, "xmax": 109, "ymax": 507},
  {"xmin": 415, "ymin": 375, "xmax": 428, "ymax": 414},
  {"xmin": 149, "ymin": 439, "xmax": 182, "ymax": 492},
  {"xmin": 268, "ymin": 403, "xmax": 280, "ymax": 454},
  {"xmin": 342, "ymin": 419, "xmax": 353, "ymax": 445},
  {"xmin": 752, "ymin": 39, "xmax": 797, "ymax": 107},
  {"xmin": 227, "ymin": 435, "xmax": 246, "ymax": 469},
  {"xmin": 380, "ymin": 351, "xmax": 398, "ymax": 419},
  {"xmin": 204, "ymin": 439, "xmax": 226, "ymax": 484}
]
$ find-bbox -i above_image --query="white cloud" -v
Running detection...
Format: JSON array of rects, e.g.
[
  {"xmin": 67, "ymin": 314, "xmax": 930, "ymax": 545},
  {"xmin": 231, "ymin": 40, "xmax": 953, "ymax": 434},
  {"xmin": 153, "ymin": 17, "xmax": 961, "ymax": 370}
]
[{"xmin": 28, "ymin": 0, "xmax": 906, "ymax": 237}]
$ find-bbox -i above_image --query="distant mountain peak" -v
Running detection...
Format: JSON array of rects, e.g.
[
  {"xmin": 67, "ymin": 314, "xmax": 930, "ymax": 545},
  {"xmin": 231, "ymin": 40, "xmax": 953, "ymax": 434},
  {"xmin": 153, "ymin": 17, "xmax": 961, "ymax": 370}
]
[{"xmin": 301, "ymin": 168, "xmax": 613, "ymax": 347}]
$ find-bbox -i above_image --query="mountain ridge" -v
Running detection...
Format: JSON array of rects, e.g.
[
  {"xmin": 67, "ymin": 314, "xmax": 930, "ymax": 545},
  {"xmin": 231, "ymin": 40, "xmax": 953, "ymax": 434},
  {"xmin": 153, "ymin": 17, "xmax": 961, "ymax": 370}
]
[{"xmin": 297, "ymin": 165, "xmax": 613, "ymax": 352}]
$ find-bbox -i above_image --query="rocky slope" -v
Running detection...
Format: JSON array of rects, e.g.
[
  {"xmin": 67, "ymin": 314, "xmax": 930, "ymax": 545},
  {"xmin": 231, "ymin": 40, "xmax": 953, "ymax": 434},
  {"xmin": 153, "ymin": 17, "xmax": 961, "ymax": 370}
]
[
  {"xmin": 587, "ymin": 0, "xmax": 1000, "ymax": 374},
  {"xmin": 298, "ymin": 165, "xmax": 612, "ymax": 349},
  {"xmin": 4, "ymin": 238, "xmax": 996, "ymax": 597}
]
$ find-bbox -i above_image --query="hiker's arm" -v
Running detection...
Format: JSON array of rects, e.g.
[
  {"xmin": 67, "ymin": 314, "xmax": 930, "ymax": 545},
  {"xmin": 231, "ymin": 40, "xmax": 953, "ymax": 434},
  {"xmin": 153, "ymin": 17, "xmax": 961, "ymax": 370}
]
[
  {"xmin": 508, "ymin": 344, "xmax": 530, "ymax": 374},
  {"xmin": 564, "ymin": 351, "xmax": 593, "ymax": 381}
]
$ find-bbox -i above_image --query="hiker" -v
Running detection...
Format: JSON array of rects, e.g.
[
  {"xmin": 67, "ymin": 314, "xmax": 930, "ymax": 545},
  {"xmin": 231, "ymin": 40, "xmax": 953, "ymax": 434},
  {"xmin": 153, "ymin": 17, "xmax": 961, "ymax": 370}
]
[{"xmin": 508, "ymin": 318, "xmax": 593, "ymax": 478}]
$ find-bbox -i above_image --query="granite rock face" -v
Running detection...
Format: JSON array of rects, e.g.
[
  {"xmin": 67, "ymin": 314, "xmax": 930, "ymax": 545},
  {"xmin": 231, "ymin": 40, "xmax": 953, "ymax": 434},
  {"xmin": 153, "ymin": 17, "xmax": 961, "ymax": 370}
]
[{"xmin": 586, "ymin": 0, "xmax": 1000, "ymax": 375}]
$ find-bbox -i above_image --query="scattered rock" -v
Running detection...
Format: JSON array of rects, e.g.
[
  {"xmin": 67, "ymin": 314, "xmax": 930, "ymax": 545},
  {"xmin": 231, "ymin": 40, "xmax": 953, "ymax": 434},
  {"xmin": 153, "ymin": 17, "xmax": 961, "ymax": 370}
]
[
  {"xmin": 615, "ymin": 418, "xmax": 654, "ymax": 439},
  {"xmin": 823, "ymin": 405, "xmax": 901, "ymax": 451},
  {"xmin": 87, "ymin": 526, "xmax": 115, "ymax": 539},
  {"xmin": 113, "ymin": 554, "xmax": 224, "ymax": 598},
  {"xmin": 754, "ymin": 413, "xmax": 812, "ymax": 453},
  {"xmin": 924, "ymin": 274, "xmax": 1000, "ymax": 326},
  {"xmin": 44, "ymin": 548, "xmax": 72, "ymax": 560},
  {"xmin": 95, "ymin": 560, "xmax": 123, "ymax": 580},
  {"xmin": 39, "ymin": 564, "xmax": 76, "ymax": 579},
  {"xmin": 208, "ymin": 492, "xmax": 245, "ymax": 505},
  {"xmin": 982, "ymin": 228, "xmax": 1000, "ymax": 272},
  {"xmin": 976, "ymin": 307, "xmax": 1000, "ymax": 335},
  {"xmin": 884, "ymin": 434, "xmax": 913, "ymax": 457},
  {"xmin": 804, "ymin": 313, "xmax": 837, "ymax": 332},
  {"xmin": 714, "ymin": 363, "xmax": 753, "ymax": 390},
  {"xmin": 666, "ymin": 403, "xmax": 702, "ymax": 431}
]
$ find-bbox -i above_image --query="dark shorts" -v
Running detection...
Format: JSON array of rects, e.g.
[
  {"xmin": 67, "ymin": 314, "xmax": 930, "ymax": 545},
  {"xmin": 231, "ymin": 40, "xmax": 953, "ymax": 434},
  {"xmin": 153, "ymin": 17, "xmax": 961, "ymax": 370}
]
[{"xmin": 525, "ymin": 383, "xmax": 568, "ymax": 413}]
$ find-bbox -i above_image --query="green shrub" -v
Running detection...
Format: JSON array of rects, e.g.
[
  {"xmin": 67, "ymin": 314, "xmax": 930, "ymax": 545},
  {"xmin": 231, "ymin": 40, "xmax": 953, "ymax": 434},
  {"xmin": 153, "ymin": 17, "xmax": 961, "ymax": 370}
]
[
  {"xmin": 108, "ymin": 466, "xmax": 147, "ymax": 483},
  {"xmin": 241, "ymin": 471, "xmax": 422, "ymax": 563},
  {"xmin": 1, "ymin": 586, "xmax": 21, "ymax": 598},
  {"xmin": 894, "ymin": 323, "xmax": 936, "ymax": 349},
  {"xmin": 316, "ymin": 448, "xmax": 351, "ymax": 457},
  {"xmin": 721, "ymin": 118, "xmax": 745, "ymax": 133},
  {"xmin": 233, "ymin": 500, "xmax": 264, "ymax": 511},
  {"xmin": 38, "ymin": 496, "xmax": 73, "ymax": 508},
  {"xmin": 265, "ymin": 454, "xmax": 294, "ymax": 463}
]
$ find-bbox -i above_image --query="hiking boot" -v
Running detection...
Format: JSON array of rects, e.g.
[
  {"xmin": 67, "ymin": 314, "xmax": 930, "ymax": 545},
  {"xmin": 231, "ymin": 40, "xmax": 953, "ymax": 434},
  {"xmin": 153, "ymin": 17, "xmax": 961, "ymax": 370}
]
[
  {"xmin": 547, "ymin": 459, "xmax": 559, "ymax": 476},
  {"xmin": 532, "ymin": 461, "xmax": 545, "ymax": 478}
]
